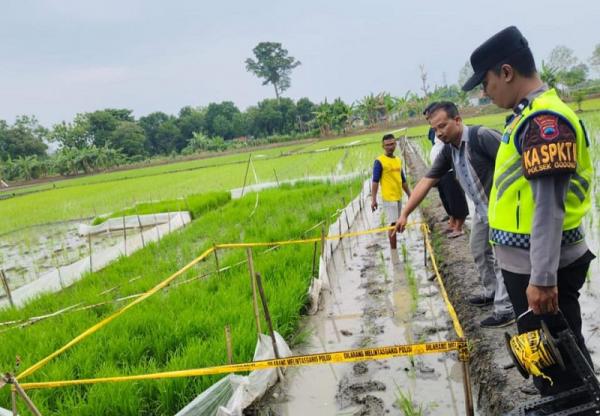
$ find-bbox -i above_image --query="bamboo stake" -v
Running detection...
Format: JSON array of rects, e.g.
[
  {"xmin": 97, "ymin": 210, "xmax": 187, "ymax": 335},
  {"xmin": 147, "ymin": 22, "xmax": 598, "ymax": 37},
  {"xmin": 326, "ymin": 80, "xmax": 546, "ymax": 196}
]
[
  {"xmin": 225, "ymin": 325, "xmax": 233, "ymax": 364},
  {"xmin": 1, "ymin": 270, "xmax": 14, "ymax": 308},
  {"xmin": 462, "ymin": 359, "xmax": 474, "ymax": 416},
  {"xmin": 422, "ymin": 226, "xmax": 427, "ymax": 267},
  {"xmin": 136, "ymin": 211, "xmax": 145, "ymax": 248},
  {"xmin": 87, "ymin": 233, "xmax": 93, "ymax": 273},
  {"xmin": 241, "ymin": 154, "xmax": 252, "ymax": 197},
  {"xmin": 254, "ymin": 272, "xmax": 280, "ymax": 359},
  {"xmin": 320, "ymin": 223, "xmax": 326, "ymax": 259},
  {"xmin": 273, "ymin": 168, "xmax": 280, "ymax": 186},
  {"xmin": 122, "ymin": 216, "xmax": 127, "ymax": 256},
  {"xmin": 311, "ymin": 241, "xmax": 318, "ymax": 278},
  {"xmin": 12, "ymin": 378, "xmax": 42, "ymax": 416},
  {"xmin": 11, "ymin": 388, "xmax": 16, "ymax": 416},
  {"xmin": 246, "ymin": 248, "xmax": 262, "ymax": 334},
  {"xmin": 213, "ymin": 245, "xmax": 221, "ymax": 278},
  {"xmin": 154, "ymin": 213, "xmax": 160, "ymax": 242}
]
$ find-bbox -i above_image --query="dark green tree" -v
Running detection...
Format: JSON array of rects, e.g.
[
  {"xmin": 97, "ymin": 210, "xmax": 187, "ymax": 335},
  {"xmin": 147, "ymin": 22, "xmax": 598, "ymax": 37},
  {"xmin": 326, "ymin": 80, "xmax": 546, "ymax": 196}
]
[
  {"xmin": 110, "ymin": 121, "xmax": 147, "ymax": 157},
  {"xmin": 0, "ymin": 116, "xmax": 48, "ymax": 161},
  {"xmin": 245, "ymin": 42, "xmax": 301, "ymax": 100}
]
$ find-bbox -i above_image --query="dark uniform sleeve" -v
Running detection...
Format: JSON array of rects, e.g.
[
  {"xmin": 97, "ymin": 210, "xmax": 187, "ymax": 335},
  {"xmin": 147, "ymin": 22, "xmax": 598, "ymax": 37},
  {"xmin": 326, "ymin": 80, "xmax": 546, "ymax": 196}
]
[
  {"xmin": 519, "ymin": 113, "xmax": 577, "ymax": 179},
  {"xmin": 520, "ymin": 114, "xmax": 578, "ymax": 286},
  {"xmin": 425, "ymin": 145, "xmax": 452, "ymax": 179}
]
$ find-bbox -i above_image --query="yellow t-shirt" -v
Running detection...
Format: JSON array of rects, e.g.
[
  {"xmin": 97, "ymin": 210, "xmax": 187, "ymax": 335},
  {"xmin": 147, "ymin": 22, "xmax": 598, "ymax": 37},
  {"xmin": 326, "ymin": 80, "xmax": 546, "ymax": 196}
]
[{"xmin": 375, "ymin": 155, "xmax": 403, "ymax": 201}]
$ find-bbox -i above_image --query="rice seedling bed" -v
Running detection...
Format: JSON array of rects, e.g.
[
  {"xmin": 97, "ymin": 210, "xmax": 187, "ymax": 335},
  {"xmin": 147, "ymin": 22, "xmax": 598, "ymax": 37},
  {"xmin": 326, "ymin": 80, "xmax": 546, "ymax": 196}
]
[{"xmin": 0, "ymin": 180, "xmax": 362, "ymax": 415}]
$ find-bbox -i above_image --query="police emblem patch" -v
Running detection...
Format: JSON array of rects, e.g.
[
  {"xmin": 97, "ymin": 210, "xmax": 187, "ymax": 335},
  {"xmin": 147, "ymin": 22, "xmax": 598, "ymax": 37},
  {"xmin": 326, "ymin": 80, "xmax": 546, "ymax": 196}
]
[{"xmin": 533, "ymin": 115, "xmax": 559, "ymax": 140}]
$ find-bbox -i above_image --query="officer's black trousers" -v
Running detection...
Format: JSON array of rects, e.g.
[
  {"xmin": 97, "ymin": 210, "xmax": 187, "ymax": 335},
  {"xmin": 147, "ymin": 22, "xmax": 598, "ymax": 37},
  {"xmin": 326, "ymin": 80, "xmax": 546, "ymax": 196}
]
[{"xmin": 502, "ymin": 251, "xmax": 595, "ymax": 396}]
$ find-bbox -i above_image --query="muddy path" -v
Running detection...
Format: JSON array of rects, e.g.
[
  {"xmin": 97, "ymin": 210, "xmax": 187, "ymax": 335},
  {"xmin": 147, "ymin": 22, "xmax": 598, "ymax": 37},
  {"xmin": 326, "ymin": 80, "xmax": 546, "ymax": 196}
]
[
  {"xmin": 254, "ymin": 195, "xmax": 468, "ymax": 415},
  {"xmin": 402, "ymin": 147, "xmax": 600, "ymax": 415}
]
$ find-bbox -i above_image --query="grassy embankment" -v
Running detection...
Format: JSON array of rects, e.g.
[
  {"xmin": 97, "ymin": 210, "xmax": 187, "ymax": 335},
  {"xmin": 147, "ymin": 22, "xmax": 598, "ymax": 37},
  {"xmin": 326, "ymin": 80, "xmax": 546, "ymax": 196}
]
[{"xmin": 0, "ymin": 179, "xmax": 363, "ymax": 415}]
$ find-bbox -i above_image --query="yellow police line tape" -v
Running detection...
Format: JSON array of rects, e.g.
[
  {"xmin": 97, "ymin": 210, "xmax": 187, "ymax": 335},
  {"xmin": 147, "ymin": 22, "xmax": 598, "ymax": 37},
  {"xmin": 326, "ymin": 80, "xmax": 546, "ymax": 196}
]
[
  {"xmin": 15, "ymin": 220, "xmax": 463, "ymax": 384},
  {"xmin": 421, "ymin": 223, "xmax": 465, "ymax": 339},
  {"xmin": 18, "ymin": 340, "xmax": 467, "ymax": 391},
  {"xmin": 16, "ymin": 247, "xmax": 216, "ymax": 380}
]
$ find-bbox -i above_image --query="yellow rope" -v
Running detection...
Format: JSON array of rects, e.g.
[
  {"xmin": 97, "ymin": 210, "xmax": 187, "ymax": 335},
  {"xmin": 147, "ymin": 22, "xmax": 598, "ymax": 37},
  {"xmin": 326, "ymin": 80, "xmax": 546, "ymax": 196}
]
[
  {"xmin": 16, "ymin": 247, "xmax": 216, "ymax": 381},
  {"xmin": 13, "ymin": 220, "xmax": 466, "ymax": 386},
  {"xmin": 421, "ymin": 224, "xmax": 465, "ymax": 340}
]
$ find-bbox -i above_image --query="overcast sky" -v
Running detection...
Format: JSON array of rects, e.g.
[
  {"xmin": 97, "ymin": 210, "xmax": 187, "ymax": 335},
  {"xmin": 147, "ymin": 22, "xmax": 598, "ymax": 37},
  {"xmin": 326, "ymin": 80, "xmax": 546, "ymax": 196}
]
[{"xmin": 1, "ymin": 0, "xmax": 598, "ymax": 126}]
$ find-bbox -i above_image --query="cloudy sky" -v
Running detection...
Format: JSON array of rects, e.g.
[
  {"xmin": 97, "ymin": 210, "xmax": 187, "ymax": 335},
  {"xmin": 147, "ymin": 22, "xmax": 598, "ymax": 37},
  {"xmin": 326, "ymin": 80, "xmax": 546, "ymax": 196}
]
[{"xmin": 1, "ymin": 0, "xmax": 598, "ymax": 126}]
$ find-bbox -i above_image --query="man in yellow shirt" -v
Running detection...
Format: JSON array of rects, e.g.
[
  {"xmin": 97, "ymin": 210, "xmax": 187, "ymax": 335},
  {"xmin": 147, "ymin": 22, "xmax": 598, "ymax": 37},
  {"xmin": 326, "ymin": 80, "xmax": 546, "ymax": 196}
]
[{"xmin": 371, "ymin": 133, "xmax": 411, "ymax": 249}]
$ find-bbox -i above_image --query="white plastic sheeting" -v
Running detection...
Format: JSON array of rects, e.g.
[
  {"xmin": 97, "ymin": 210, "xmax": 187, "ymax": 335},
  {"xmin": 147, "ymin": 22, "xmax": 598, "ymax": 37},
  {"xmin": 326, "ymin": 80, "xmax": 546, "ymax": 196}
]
[
  {"xmin": 78, "ymin": 212, "xmax": 190, "ymax": 236},
  {"xmin": 175, "ymin": 332, "xmax": 291, "ymax": 416},
  {"xmin": 0, "ymin": 212, "xmax": 191, "ymax": 309},
  {"xmin": 180, "ymin": 179, "xmax": 369, "ymax": 414},
  {"xmin": 230, "ymin": 172, "xmax": 364, "ymax": 199}
]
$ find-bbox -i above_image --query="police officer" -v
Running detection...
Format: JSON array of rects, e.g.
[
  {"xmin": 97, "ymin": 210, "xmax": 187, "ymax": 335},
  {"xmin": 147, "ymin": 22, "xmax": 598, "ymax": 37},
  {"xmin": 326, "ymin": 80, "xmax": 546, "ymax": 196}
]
[{"xmin": 462, "ymin": 26, "xmax": 595, "ymax": 397}]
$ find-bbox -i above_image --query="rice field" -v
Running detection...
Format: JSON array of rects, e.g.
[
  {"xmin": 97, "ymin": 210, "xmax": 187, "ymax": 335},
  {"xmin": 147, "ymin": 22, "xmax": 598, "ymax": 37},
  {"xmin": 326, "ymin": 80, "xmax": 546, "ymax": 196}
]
[{"xmin": 0, "ymin": 180, "xmax": 363, "ymax": 415}]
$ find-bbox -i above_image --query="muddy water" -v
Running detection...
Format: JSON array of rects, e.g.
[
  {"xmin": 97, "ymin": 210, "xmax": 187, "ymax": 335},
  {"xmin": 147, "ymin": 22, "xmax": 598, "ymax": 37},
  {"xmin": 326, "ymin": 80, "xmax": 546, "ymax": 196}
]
[
  {"xmin": 264, "ymin": 202, "xmax": 468, "ymax": 415},
  {"xmin": 0, "ymin": 221, "xmax": 139, "ymax": 291}
]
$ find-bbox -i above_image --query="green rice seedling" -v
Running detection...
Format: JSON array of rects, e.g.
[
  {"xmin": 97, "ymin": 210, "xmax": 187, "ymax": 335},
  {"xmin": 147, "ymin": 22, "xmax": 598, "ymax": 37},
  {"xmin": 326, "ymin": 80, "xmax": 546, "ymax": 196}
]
[
  {"xmin": 395, "ymin": 388, "xmax": 424, "ymax": 416},
  {"xmin": 0, "ymin": 180, "xmax": 360, "ymax": 415}
]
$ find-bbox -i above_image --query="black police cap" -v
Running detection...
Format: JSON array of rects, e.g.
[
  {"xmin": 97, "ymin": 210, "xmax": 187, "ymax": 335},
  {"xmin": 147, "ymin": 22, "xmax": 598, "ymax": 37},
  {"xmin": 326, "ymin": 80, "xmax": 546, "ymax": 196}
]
[{"xmin": 462, "ymin": 26, "xmax": 530, "ymax": 92}]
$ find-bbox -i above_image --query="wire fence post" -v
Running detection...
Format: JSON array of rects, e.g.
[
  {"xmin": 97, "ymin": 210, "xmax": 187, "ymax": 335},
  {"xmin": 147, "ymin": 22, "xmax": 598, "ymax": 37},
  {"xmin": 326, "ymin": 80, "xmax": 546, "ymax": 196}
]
[
  {"xmin": 246, "ymin": 248, "xmax": 262, "ymax": 335},
  {"xmin": 1, "ymin": 269, "xmax": 14, "ymax": 308}
]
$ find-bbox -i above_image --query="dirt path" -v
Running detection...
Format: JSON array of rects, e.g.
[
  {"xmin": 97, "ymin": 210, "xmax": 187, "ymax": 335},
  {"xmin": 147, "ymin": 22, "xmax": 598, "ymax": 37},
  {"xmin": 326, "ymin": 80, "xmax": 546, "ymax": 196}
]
[
  {"xmin": 255, "ymin": 198, "xmax": 468, "ymax": 415},
  {"xmin": 403, "ymin": 146, "xmax": 600, "ymax": 415}
]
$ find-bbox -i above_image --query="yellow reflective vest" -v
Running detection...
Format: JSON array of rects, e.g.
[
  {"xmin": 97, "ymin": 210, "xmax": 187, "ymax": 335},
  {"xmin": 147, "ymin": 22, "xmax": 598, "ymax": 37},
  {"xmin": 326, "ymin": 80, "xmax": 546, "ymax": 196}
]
[
  {"xmin": 376, "ymin": 154, "xmax": 403, "ymax": 201},
  {"xmin": 489, "ymin": 88, "xmax": 593, "ymax": 248}
]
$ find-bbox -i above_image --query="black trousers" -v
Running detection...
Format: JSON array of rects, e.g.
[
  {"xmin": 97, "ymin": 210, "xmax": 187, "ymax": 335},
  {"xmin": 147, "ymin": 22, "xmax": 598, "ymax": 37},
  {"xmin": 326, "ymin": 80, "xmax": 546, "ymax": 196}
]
[
  {"xmin": 502, "ymin": 251, "xmax": 595, "ymax": 396},
  {"xmin": 437, "ymin": 171, "xmax": 469, "ymax": 220}
]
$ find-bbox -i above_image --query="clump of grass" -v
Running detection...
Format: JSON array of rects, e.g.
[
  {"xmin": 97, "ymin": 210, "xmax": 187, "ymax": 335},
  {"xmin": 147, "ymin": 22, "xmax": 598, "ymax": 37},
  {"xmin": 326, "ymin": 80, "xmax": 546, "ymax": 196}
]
[
  {"xmin": 404, "ymin": 261, "xmax": 419, "ymax": 312},
  {"xmin": 396, "ymin": 388, "xmax": 424, "ymax": 416}
]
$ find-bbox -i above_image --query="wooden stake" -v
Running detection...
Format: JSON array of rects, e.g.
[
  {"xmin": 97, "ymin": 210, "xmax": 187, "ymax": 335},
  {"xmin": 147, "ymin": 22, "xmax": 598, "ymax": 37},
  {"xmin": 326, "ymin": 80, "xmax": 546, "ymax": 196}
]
[
  {"xmin": 87, "ymin": 233, "xmax": 93, "ymax": 273},
  {"xmin": 12, "ymin": 378, "xmax": 42, "ymax": 416},
  {"xmin": 461, "ymin": 360, "xmax": 474, "ymax": 416},
  {"xmin": 241, "ymin": 154, "xmax": 252, "ymax": 197},
  {"xmin": 122, "ymin": 216, "xmax": 127, "ymax": 256},
  {"xmin": 154, "ymin": 213, "xmax": 160, "ymax": 242},
  {"xmin": 423, "ymin": 227, "xmax": 427, "ymax": 268},
  {"xmin": 246, "ymin": 248, "xmax": 262, "ymax": 334},
  {"xmin": 136, "ymin": 212, "xmax": 145, "ymax": 248},
  {"xmin": 225, "ymin": 325, "xmax": 233, "ymax": 364},
  {"xmin": 213, "ymin": 245, "xmax": 221, "ymax": 278},
  {"xmin": 1, "ymin": 270, "xmax": 14, "ymax": 308},
  {"xmin": 11, "ymin": 388, "xmax": 17, "ymax": 416},
  {"xmin": 254, "ymin": 272, "xmax": 280, "ymax": 359},
  {"xmin": 273, "ymin": 168, "xmax": 280, "ymax": 186},
  {"xmin": 320, "ymin": 223, "xmax": 326, "ymax": 259},
  {"xmin": 311, "ymin": 241, "xmax": 318, "ymax": 278}
]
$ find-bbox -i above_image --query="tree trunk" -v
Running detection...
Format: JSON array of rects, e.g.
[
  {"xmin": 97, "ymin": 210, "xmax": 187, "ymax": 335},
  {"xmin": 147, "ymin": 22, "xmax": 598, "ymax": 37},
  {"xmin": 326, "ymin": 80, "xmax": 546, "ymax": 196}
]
[{"xmin": 273, "ymin": 84, "xmax": 280, "ymax": 102}]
